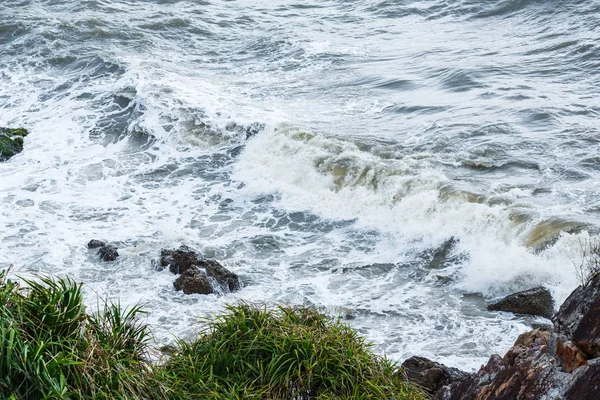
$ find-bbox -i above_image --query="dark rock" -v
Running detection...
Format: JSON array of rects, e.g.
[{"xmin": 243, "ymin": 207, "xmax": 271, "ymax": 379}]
[
  {"xmin": 487, "ymin": 287, "xmax": 554, "ymax": 318},
  {"xmin": 200, "ymin": 259, "xmax": 240, "ymax": 292},
  {"xmin": 400, "ymin": 356, "xmax": 469, "ymax": 395},
  {"xmin": 158, "ymin": 245, "xmax": 240, "ymax": 295},
  {"xmin": 0, "ymin": 127, "xmax": 28, "ymax": 161},
  {"xmin": 87, "ymin": 239, "xmax": 106, "ymax": 249},
  {"xmin": 98, "ymin": 245, "xmax": 119, "ymax": 262},
  {"xmin": 159, "ymin": 245, "xmax": 202, "ymax": 274},
  {"xmin": 431, "ymin": 270, "xmax": 600, "ymax": 400},
  {"xmin": 173, "ymin": 268, "xmax": 213, "ymax": 295},
  {"xmin": 565, "ymin": 358, "xmax": 600, "ymax": 400},
  {"xmin": 553, "ymin": 274, "xmax": 600, "ymax": 358}
]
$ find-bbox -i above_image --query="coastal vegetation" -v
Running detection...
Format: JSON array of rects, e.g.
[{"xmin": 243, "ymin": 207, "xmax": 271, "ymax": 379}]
[{"xmin": 0, "ymin": 269, "xmax": 425, "ymax": 399}]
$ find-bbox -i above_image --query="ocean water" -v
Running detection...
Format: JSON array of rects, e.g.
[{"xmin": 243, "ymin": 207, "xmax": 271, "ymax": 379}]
[{"xmin": 1, "ymin": 0, "xmax": 599, "ymax": 370}]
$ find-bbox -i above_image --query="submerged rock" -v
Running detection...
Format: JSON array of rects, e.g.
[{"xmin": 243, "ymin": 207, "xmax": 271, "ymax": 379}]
[
  {"xmin": 487, "ymin": 287, "xmax": 554, "ymax": 318},
  {"xmin": 400, "ymin": 356, "xmax": 469, "ymax": 395},
  {"xmin": 0, "ymin": 127, "xmax": 28, "ymax": 161},
  {"xmin": 159, "ymin": 245, "xmax": 240, "ymax": 295}
]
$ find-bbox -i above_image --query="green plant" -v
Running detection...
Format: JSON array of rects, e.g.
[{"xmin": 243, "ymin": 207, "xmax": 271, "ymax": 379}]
[
  {"xmin": 0, "ymin": 270, "xmax": 166, "ymax": 399},
  {"xmin": 158, "ymin": 304, "xmax": 425, "ymax": 400}
]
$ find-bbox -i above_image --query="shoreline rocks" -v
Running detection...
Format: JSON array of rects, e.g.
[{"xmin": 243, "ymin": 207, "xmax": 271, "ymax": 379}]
[
  {"xmin": 487, "ymin": 286, "xmax": 554, "ymax": 319},
  {"xmin": 409, "ymin": 275, "xmax": 600, "ymax": 399}
]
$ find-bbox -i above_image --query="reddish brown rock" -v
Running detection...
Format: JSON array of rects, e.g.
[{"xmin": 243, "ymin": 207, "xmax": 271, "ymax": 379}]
[{"xmin": 556, "ymin": 339, "xmax": 588, "ymax": 373}]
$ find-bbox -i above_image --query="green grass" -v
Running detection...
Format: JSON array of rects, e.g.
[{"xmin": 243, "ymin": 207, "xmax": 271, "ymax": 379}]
[
  {"xmin": 157, "ymin": 304, "xmax": 426, "ymax": 400},
  {"xmin": 0, "ymin": 270, "xmax": 426, "ymax": 400}
]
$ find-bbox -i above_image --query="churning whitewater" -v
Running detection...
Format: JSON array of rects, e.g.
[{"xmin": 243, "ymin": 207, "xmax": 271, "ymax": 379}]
[{"xmin": 1, "ymin": 0, "xmax": 600, "ymax": 370}]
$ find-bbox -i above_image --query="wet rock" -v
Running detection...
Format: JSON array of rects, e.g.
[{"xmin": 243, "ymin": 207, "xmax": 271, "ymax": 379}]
[
  {"xmin": 159, "ymin": 245, "xmax": 202, "ymax": 274},
  {"xmin": 98, "ymin": 245, "xmax": 119, "ymax": 262},
  {"xmin": 87, "ymin": 239, "xmax": 106, "ymax": 249},
  {"xmin": 553, "ymin": 274, "xmax": 600, "ymax": 358},
  {"xmin": 433, "ymin": 276, "xmax": 600, "ymax": 400},
  {"xmin": 173, "ymin": 268, "xmax": 213, "ymax": 295},
  {"xmin": 564, "ymin": 358, "xmax": 600, "ymax": 400},
  {"xmin": 400, "ymin": 356, "xmax": 469, "ymax": 395},
  {"xmin": 159, "ymin": 245, "xmax": 240, "ymax": 295},
  {"xmin": 487, "ymin": 287, "xmax": 554, "ymax": 318},
  {"xmin": 556, "ymin": 339, "xmax": 588, "ymax": 373},
  {"xmin": 200, "ymin": 259, "xmax": 240, "ymax": 292},
  {"xmin": 0, "ymin": 127, "xmax": 28, "ymax": 161}
]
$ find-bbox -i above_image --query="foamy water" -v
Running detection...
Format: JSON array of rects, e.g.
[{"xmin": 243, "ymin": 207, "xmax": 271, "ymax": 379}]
[{"xmin": 1, "ymin": 0, "xmax": 599, "ymax": 370}]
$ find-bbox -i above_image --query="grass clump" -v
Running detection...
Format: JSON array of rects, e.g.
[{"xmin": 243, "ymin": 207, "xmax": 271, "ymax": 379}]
[
  {"xmin": 0, "ymin": 269, "xmax": 166, "ymax": 399},
  {"xmin": 158, "ymin": 304, "xmax": 425, "ymax": 400},
  {"xmin": 0, "ymin": 269, "xmax": 425, "ymax": 399}
]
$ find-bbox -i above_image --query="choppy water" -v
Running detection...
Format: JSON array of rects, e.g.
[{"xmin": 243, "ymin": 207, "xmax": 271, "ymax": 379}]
[{"xmin": 2, "ymin": 0, "xmax": 600, "ymax": 370}]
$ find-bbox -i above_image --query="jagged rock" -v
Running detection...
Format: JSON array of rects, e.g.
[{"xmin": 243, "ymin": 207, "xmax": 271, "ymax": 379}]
[
  {"xmin": 556, "ymin": 339, "xmax": 588, "ymax": 373},
  {"xmin": 159, "ymin": 245, "xmax": 202, "ymax": 274},
  {"xmin": 87, "ymin": 239, "xmax": 106, "ymax": 249},
  {"xmin": 173, "ymin": 268, "xmax": 213, "ymax": 295},
  {"xmin": 564, "ymin": 358, "xmax": 600, "ymax": 400},
  {"xmin": 159, "ymin": 245, "xmax": 240, "ymax": 295},
  {"xmin": 553, "ymin": 274, "xmax": 600, "ymax": 358},
  {"xmin": 98, "ymin": 245, "xmax": 119, "ymax": 262},
  {"xmin": 487, "ymin": 287, "xmax": 554, "ymax": 318},
  {"xmin": 200, "ymin": 259, "xmax": 240, "ymax": 292},
  {"xmin": 433, "ymin": 275, "xmax": 600, "ymax": 400},
  {"xmin": 0, "ymin": 127, "xmax": 28, "ymax": 161},
  {"xmin": 400, "ymin": 356, "xmax": 469, "ymax": 395}
]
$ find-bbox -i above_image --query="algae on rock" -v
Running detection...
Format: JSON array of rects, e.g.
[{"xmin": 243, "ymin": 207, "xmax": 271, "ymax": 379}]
[{"xmin": 0, "ymin": 127, "xmax": 29, "ymax": 161}]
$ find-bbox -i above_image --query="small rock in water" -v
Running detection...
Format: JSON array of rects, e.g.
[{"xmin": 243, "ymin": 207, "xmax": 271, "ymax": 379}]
[
  {"xmin": 173, "ymin": 268, "xmax": 213, "ymax": 295},
  {"xmin": 158, "ymin": 244, "xmax": 240, "ymax": 295},
  {"xmin": 487, "ymin": 287, "xmax": 554, "ymax": 319},
  {"xmin": 87, "ymin": 239, "xmax": 106, "ymax": 249},
  {"xmin": 98, "ymin": 245, "xmax": 119, "ymax": 262}
]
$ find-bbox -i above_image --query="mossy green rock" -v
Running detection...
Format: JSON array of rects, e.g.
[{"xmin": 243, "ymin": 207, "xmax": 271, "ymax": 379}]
[{"xmin": 0, "ymin": 127, "xmax": 29, "ymax": 161}]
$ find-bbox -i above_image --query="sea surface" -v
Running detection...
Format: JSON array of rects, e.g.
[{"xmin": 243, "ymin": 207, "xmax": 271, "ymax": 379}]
[{"xmin": 1, "ymin": 0, "xmax": 600, "ymax": 370}]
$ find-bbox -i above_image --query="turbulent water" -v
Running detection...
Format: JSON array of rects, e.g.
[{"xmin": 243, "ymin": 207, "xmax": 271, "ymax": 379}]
[{"xmin": 2, "ymin": 0, "xmax": 600, "ymax": 370}]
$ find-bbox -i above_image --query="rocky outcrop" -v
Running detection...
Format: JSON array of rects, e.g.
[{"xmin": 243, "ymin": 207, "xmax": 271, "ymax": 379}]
[
  {"xmin": 400, "ymin": 356, "xmax": 469, "ymax": 395},
  {"xmin": 173, "ymin": 269, "xmax": 213, "ymax": 295},
  {"xmin": 0, "ymin": 127, "xmax": 28, "ymax": 161},
  {"xmin": 487, "ymin": 287, "xmax": 554, "ymax": 319},
  {"xmin": 159, "ymin": 245, "xmax": 202, "ymax": 274},
  {"xmin": 158, "ymin": 245, "xmax": 240, "ymax": 295},
  {"xmin": 430, "ymin": 276, "xmax": 600, "ymax": 400},
  {"xmin": 553, "ymin": 274, "xmax": 600, "ymax": 359}
]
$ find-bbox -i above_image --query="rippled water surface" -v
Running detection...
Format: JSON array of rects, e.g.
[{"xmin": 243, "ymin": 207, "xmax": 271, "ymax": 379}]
[{"xmin": 2, "ymin": 0, "xmax": 600, "ymax": 370}]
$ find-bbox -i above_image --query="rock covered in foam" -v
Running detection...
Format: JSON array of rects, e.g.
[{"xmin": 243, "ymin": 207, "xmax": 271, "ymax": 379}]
[{"xmin": 487, "ymin": 287, "xmax": 554, "ymax": 319}]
